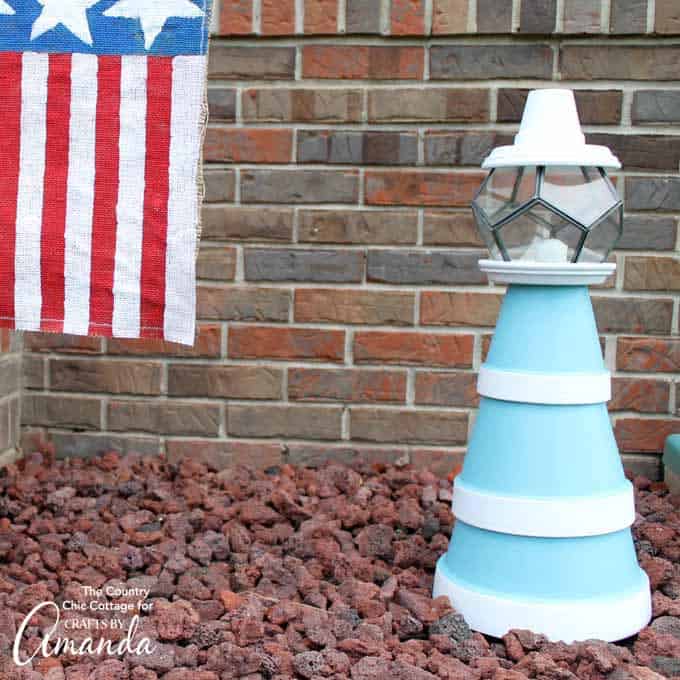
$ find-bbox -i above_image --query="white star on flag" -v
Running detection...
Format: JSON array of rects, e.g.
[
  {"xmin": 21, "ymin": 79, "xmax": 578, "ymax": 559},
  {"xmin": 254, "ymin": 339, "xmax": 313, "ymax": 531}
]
[
  {"xmin": 103, "ymin": 0, "xmax": 204, "ymax": 50},
  {"xmin": 30, "ymin": 0, "xmax": 100, "ymax": 44},
  {"xmin": 0, "ymin": 1, "xmax": 14, "ymax": 15}
]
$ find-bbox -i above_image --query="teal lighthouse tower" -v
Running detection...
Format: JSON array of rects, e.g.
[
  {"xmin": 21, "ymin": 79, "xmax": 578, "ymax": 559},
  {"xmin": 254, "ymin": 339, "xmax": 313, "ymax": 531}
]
[{"xmin": 433, "ymin": 90, "xmax": 652, "ymax": 642}]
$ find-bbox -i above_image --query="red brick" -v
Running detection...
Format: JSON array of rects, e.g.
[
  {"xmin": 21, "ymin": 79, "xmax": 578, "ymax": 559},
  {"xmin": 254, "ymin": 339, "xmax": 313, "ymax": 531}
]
[
  {"xmin": 289, "ymin": 368, "xmax": 407, "ymax": 403},
  {"xmin": 415, "ymin": 371, "xmax": 479, "ymax": 407},
  {"xmin": 107, "ymin": 325, "xmax": 222, "ymax": 358},
  {"xmin": 615, "ymin": 418, "xmax": 679, "ymax": 453},
  {"xmin": 610, "ymin": 378, "xmax": 670, "ymax": 414},
  {"xmin": 229, "ymin": 326, "xmax": 345, "ymax": 362},
  {"xmin": 23, "ymin": 333, "xmax": 103, "ymax": 354},
  {"xmin": 262, "ymin": 0, "xmax": 296, "ymax": 34},
  {"xmin": 303, "ymin": 46, "xmax": 424, "ymax": 79},
  {"xmin": 354, "ymin": 331, "xmax": 474, "ymax": 367},
  {"xmin": 166, "ymin": 440, "xmax": 285, "ymax": 470},
  {"xmin": 391, "ymin": 0, "xmax": 425, "ymax": 35},
  {"xmin": 204, "ymin": 128, "xmax": 293, "ymax": 163},
  {"xmin": 432, "ymin": 0, "xmax": 469, "ymax": 33},
  {"xmin": 295, "ymin": 289, "xmax": 414, "ymax": 325},
  {"xmin": 421, "ymin": 292, "xmax": 502, "ymax": 327},
  {"xmin": 617, "ymin": 337, "xmax": 680, "ymax": 373},
  {"xmin": 305, "ymin": 0, "xmax": 338, "ymax": 33},
  {"xmin": 365, "ymin": 171, "xmax": 484, "ymax": 207},
  {"xmin": 220, "ymin": 0, "xmax": 253, "ymax": 34}
]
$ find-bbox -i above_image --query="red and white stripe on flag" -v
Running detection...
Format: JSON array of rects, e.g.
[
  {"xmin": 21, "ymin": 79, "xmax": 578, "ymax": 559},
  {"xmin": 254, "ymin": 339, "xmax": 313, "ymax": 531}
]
[{"xmin": 0, "ymin": 52, "xmax": 205, "ymax": 345}]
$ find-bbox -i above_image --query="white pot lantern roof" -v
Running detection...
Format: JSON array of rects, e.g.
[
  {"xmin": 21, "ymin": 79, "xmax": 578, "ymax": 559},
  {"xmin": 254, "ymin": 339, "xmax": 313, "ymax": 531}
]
[{"xmin": 483, "ymin": 89, "xmax": 621, "ymax": 170}]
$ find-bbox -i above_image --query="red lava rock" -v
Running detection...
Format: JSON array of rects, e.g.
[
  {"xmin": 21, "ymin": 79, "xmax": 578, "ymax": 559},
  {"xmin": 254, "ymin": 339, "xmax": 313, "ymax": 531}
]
[
  {"xmin": 0, "ymin": 454, "xmax": 678, "ymax": 679},
  {"xmin": 153, "ymin": 598, "xmax": 200, "ymax": 641}
]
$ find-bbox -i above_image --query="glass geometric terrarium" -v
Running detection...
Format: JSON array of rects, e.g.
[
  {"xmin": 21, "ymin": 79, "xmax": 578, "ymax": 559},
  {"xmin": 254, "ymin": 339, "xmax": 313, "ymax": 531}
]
[{"xmin": 472, "ymin": 165, "xmax": 623, "ymax": 264}]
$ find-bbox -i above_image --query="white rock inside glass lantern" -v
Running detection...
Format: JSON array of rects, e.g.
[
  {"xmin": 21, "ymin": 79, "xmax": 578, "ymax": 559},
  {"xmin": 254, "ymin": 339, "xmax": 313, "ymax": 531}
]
[{"xmin": 472, "ymin": 90, "xmax": 623, "ymax": 264}]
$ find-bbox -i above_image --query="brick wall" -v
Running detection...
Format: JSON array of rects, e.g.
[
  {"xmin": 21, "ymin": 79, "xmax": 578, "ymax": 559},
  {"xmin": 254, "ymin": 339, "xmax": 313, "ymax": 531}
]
[
  {"xmin": 19, "ymin": 0, "xmax": 680, "ymax": 477},
  {"xmin": 0, "ymin": 330, "xmax": 22, "ymax": 465}
]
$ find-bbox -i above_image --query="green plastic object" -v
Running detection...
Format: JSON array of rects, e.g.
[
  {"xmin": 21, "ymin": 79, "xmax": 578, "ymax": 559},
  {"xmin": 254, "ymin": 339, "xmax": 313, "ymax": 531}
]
[{"xmin": 663, "ymin": 435, "xmax": 680, "ymax": 475}]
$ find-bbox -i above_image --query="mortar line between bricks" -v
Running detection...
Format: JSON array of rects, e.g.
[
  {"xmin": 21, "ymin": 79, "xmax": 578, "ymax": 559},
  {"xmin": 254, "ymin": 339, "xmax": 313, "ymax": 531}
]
[
  {"xmin": 337, "ymin": 0, "xmax": 346, "ymax": 33},
  {"xmin": 647, "ymin": 0, "xmax": 656, "ymax": 34},
  {"xmin": 555, "ymin": 0, "xmax": 565, "ymax": 33},
  {"xmin": 670, "ymin": 382, "xmax": 677, "ymax": 415},
  {"xmin": 380, "ymin": 0, "xmax": 390, "ymax": 35},
  {"xmin": 208, "ymin": 78, "xmax": 680, "ymax": 90},
  {"xmin": 253, "ymin": 0, "xmax": 262, "ymax": 34},
  {"xmin": 600, "ymin": 0, "xmax": 612, "ymax": 34},
  {"xmin": 208, "ymin": 34, "xmax": 680, "ymax": 46},
  {"xmin": 295, "ymin": 0, "xmax": 304, "ymax": 34},
  {"xmin": 424, "ymin": 0, "xmax": 433, "ymax": 36},
  {"xmin": 209, "ymin": 120, "xmax": 680, "ymax": 135}
]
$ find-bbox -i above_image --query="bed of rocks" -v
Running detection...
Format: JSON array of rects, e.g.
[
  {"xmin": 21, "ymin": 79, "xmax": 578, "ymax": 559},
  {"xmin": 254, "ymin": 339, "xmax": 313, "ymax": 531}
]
[{"xmin": 0, "ymin": 449, "xmax": 678, "ymax": 680}]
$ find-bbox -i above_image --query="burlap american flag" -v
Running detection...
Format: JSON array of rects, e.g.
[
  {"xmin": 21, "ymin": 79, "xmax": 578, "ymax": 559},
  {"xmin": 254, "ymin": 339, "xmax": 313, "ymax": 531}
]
[{"xmin": 0, "ymin": 0, "xmax": 209, "ymax": 345}]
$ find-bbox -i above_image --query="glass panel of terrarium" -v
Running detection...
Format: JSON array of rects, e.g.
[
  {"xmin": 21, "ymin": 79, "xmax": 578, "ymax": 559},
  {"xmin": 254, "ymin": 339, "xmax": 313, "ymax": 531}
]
[
  {"xmin": 495, "ymin": 204, "xmax": 585, "ymax": 262},
  {"xmin": 541, "ymin": 166, "xmax": 618, "ymax": 227},
  {"xmin": 472, "ymin": 203, "xmax": 501, "ymax": 258},
  {"xmin": 475, "ymin": 167, "xmax": 537, "ymax": 226},
  {"xmin": 580, "ymin": 206, "xmax": 623, "ymax": 262}
]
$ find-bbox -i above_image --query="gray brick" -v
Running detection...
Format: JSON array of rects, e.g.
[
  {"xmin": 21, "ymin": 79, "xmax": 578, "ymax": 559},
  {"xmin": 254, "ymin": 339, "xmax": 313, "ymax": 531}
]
[
  {"xmin": 477, "ymin": 0, "xmax": 513, "ymax": 32},
  {"xmin": 168, "ymin": 365, "xmax": 283, "ymax": 399},
  {"xmin": 299, "ymin": 210, "xmax": 418, "ymax": 245},
  {"xmin": 23, "ymin": 395, "xmax": 101, "ymax": 430},
  {"xmin": 560, "ymin": 46, "xmax": 680, "ymax": 80},
  {"xmin": 228, "ymin": 404, "xmax": 342, "ymax": 440},
  {"xmin": 346, "ymin": 0, "xmax": 383, "ymax": 33},
  {"xmin": 207, "ymin": 88, "xmax": 236, "ymax": 121},
  {"xmin": 241, "ymin": 169, "xmax": 359, "ymax": 204},
  {"xmin": 563, "ymin": 0, "xmax": 601, "ymax": 33},
  {"xmin": 202, "ymin": 206, "xmax": 293, "ymax": 242},
  {"xmin": 245, "ymin": 249, "xmax": 364, "ymax": 283},
  {"xmin": 197, "ymin": 286, "xmax": 290, "ymax": 321},
  {"xmin": 519, "ymin": 0, "xmax": 557, "ymax": 32},
  {"xmin": 298, "ymin": 131, "xmax": 417, "ymax": 165},
  {"xmin": 425, "ymin": 131, "xmax": 512, "ymax": 166},
  {"xmin": 587, "ymin": 133, "xmax": 680, "ymax": 171},
  {"xmin": 108, "ymin": 400, "xmax": 220, "ymax": 437},
  {"xmin": 368, "ymin": 88, "xmax": 489, "ymax": 123},
  {"xmin": 618, "ymin": 216, "xmax": 678, "ymax": 250},
  {"xmin": 593, "ymin": 297, "xmax": 674, "ymax": 334},
  {"xmin": 50, "ymin": 433, "xmax": 161, "ymax": 459},
  {"xmin": 209, "ymin": 46, "xmax": 296, "ymax": 80},
  {"xmin": 351, "ymin": 408, "xmax": 468, "ymax": 445},
  {"xmin": 498, "ymin": 89, "xmax": 622, "ymax": 125},
  {"xmin": 625, "ymin": 177, "xmax": 680, "ymax": 211},
  {"xmin": 431, "ymin": 45, "xmax": 553, "ymax": 80},
  {"xmin": 633, "ymin": 90, "xmax": 680, "ymax": 124},
  {"xmin": 423, "ymin": 211, "xmax": 484, "ymax": 246},
  {"xmin": 367, "ymin": 250, "xmax": 488, "ymax": 285},
  {"xmin": 203, "ymin": 170, "xmax": 235, "ymax": 203},
  {"xmin": 0, "ymin": 358, "xmax": 20, "ymax": 398},
  {"xmin": 610, "ymin": 0, "xmax": 647, "ymax": 33}
]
